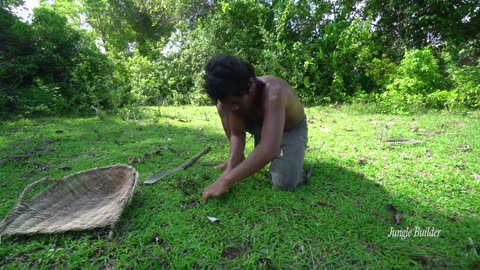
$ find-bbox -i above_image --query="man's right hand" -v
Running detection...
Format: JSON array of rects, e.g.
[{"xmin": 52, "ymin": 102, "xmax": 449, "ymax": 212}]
[{"xmin": 202, "ymin": 178, "xmax": 230, "ymax": 201}]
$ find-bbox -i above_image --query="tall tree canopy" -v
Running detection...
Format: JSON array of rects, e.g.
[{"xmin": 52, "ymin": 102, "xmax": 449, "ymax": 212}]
[{"xmin": 1, "ymin": 0, "xmax": 479, "ymax": 117}]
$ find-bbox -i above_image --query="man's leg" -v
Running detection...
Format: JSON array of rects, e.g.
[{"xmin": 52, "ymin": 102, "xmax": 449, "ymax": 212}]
[{"xmin": 268, "ymin": 118, "xmax": 308, "ymax": 190}]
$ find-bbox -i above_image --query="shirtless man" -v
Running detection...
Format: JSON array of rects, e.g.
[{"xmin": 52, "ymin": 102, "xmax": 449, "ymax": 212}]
[{"xmin": 202, "ymin": 55, "xmax": 308, "ymax": 200}]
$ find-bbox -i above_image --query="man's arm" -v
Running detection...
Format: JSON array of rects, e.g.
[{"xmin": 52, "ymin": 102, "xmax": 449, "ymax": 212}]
[
  {"xmin": 220, "ymin": 91, "xmax": 286, "ymax": 186},
  {"xmin": 225, "ymin": 112, "xmax": 246, "ymax": 172},
  {"xmin": 202, "ymin": 87, "xmax": 287, "ymax": 200}
]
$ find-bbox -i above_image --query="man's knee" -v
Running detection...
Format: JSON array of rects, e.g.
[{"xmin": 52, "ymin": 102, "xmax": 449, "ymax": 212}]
[{"xmin": 269, "ymin": 171, "xmax": 299, "ymax": 190}]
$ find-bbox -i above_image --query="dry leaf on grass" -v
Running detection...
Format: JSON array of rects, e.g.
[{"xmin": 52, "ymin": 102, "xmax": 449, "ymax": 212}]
[
  {"xmin": 458, "ymin": 144, "xmax": 472, "ymax": 152},
  {"xmin": 128, "ymin": 148, "xmax": 164, "ymax": 164},
  {"xmin": 207, "ymin": 216, "xmax": 220, "ymax": 223},
  {"xmin": 358, "ymin": 156, "xmax": 367, "ymax": 165},
  {"xmin": 128, "ymin": 156, "xmax": 142, "ymax": 164},
  {"xmin": 385, "ymin": 204, "xmax": 403, "ymax": 225},
  {"xmin": 311, "ymin": 201, "xmax": 334, "ymax": 208},
  {"xmin": 417, "ymin": 171, "xmax": 433, "ymax": 177}
]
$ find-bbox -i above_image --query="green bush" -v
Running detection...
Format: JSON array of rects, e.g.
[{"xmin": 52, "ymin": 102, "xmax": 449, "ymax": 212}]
[
  {"xmin": 425, "ymin": 90, "xmax": 466, "ymax": 111},
  {"xmin": 388, "ymin": 47, "xmax": 443, "ymax": 95},
  {"xmin": 448, "ymin": 60, "xmax": 480, "ymax": 109},
  {"xmin": 365, "ymin": 55, "xmax": 397, "ymax": 93},
  {"xmin": 3, "ymin": 0, "xmax": 479, "ymax": 116},
  {"xmin": 377, "ymin": 47, "xmax": 453, "ymax": 113},
  {"xmin": 122, "ymin": 54, "xmax": 161, "ymax": 106},
  {"xmin": 1, "ymin": 7, "xmax": 120, "ymax": 117},
  {"xmin": 376, "ymin": 90, "xmax": 425, "ymax": 114}
]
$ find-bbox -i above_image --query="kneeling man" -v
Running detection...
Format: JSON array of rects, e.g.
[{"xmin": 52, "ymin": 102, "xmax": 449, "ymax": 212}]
[{"xmin": 202, "ymin": 55, "xmax": 308, "ymax": 200}]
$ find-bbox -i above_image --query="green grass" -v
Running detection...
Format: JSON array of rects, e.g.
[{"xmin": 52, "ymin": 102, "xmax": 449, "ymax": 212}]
[{"xmin": 0, "ymin": 105, "xmax": 479, "ymax": 269}]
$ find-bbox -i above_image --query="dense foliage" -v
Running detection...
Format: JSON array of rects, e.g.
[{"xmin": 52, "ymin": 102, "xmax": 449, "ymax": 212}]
[{"xmin": 1, "ymin": 0, "xmax": 479, "ymax": 117}]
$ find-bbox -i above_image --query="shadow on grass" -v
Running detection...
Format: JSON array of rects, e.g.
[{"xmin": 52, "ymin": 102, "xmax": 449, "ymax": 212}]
[
  {"xmin": 202, "ymin": 155, "xmax": 478, "ymax": 268},
  {"xmin": 290, "ymin": 159, "xmax": 480, "ymax": 269}
]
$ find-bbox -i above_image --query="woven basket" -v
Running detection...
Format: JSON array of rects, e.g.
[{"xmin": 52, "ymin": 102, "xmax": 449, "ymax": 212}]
[{"xmin": 0, "ymin": 164, "xmax": 138, "ymax": 235}]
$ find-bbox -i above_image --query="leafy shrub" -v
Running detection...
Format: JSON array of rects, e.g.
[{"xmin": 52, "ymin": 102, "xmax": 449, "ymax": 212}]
[
  {"xmin": 448, "ymin": 60, "xmax": 480, "ymax": 109},
  {"xmin": 387, "ymin": 47, "xmax": 443, "ymax": 95},
  {"xmin": 376, "ymin": 90, "xmax": 425, "ymax": 114},
  {"xmin": 424, "ymin": 90, "xmax": 466, "ymax": 111},
  {"xmin": 377, "ymin": 47, "xmax": 452, "ymax": 113},
  {"xmin": 1, "ymin": 7, "xmax": 120, "ymax": 117},
  {"xmin": 122, "ymin": 54, "xmax": 161, "ymax": 106},
  {"xmin": 365, "ymin": 56, "xmax": 397, "ymax": 93},
  {"xmin": 329, "ymin": 19, "xmax": 379, "ymax": 98}
]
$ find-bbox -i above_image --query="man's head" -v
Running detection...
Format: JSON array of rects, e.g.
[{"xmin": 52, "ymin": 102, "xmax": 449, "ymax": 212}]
[{"xmin": 204, "ymin": 55, "xmax": 256, "ymax": 110}]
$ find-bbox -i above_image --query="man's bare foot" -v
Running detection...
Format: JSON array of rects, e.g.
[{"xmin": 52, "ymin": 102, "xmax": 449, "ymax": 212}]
[{"xmin": 214, "ymin": 161, "xmax": 228, "ymax": 170}]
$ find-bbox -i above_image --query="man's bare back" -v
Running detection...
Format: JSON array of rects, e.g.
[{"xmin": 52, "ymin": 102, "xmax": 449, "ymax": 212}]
[{"xmin": 248, "ymin": 75, "xmax": 305, "ymax": 130}]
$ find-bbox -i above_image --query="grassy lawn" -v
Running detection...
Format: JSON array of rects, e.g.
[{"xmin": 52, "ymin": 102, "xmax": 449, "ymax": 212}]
[{"xmin": 0, "ymin": 105, "xmax": 479, "ymax": 269}]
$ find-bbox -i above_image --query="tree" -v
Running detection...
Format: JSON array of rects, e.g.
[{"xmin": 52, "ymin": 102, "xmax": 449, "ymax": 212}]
[
  {"xmin": 0, "ymin": 7, "xmax": 45, "ymax": 115},
  {"xmin": 365, "ymin": 0, "xmax": 480, "ymax": 56},
  {"xmin": 0, "ymin": 0, "xmax": 24, "ymax": 9}
]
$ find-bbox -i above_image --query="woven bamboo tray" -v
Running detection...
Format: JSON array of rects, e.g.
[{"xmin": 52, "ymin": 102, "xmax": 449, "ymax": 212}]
[{"xmin": 0, "ymin": 164, "xmax": 138, "ymax": 235}]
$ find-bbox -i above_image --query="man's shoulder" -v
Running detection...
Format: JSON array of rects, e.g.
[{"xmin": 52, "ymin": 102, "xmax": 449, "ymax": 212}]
[
  {"xmin": 258, "ymin": 75, "xmax": 285, "ymax": 84},
  {"xmin": 259, "ymin": 76, "xmax": 292, "ymax": 98},
  {"xmin": 260, "ymin": 75, "xmax": 290, "ymax": 89}
]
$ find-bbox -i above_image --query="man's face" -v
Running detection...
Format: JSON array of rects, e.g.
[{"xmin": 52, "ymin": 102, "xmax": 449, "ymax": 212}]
[
  {"xmin": 219, "ymin": 95, "xmax": 249, "ymax": 113},
  {"xmin": 217, "ymin": 78, "xmax": 255, "ymax": 113}
]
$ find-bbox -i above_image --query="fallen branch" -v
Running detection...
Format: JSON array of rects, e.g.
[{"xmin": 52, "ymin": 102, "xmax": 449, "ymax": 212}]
[
  {"xmin": 385, "ymin": 139, "xmax": 424, "ymax": 145},
  {"xmin": 0, "ymin": 148, "xmax": 56, "ymax": 164}
]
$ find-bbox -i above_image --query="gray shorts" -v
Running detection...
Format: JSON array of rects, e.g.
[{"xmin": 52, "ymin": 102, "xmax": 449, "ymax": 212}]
[{"xmin": 247, "ymin": 117, "xmax": 308, "ymax": 190}]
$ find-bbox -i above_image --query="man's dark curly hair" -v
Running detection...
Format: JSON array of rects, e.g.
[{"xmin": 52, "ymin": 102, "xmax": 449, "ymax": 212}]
[{"xmin": 204, "ymin": 55, "xmax": 256, "ymax": 101}]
